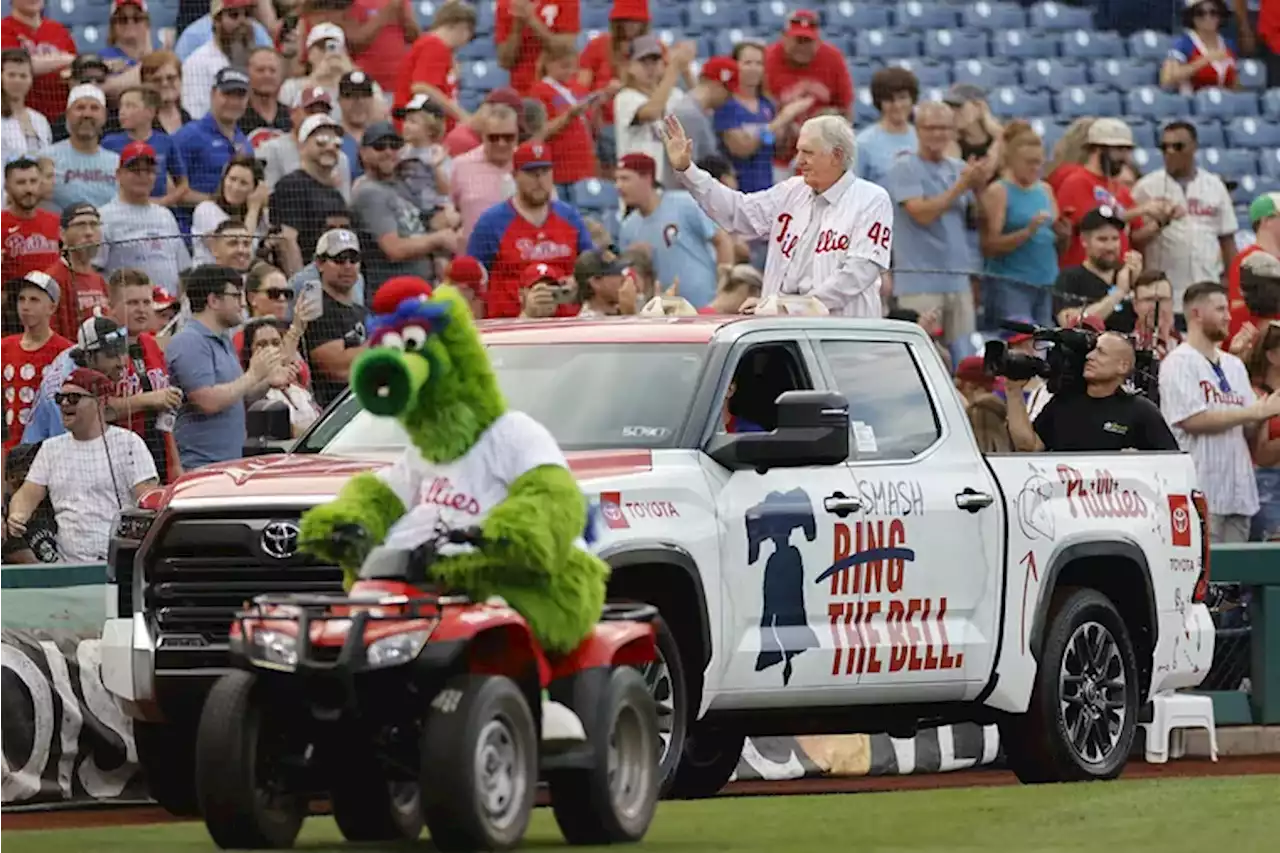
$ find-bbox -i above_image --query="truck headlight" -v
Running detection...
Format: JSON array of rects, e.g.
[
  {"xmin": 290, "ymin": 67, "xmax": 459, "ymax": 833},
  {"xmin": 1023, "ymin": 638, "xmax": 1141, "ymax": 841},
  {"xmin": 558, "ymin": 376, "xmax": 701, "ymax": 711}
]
[
  {"xmin": 366, "ymin": 630, "xmax": 431, "ymax": 669},
  {"xmin": 249, "ymin": 629, "xmax": 299, "ymax": 671}
]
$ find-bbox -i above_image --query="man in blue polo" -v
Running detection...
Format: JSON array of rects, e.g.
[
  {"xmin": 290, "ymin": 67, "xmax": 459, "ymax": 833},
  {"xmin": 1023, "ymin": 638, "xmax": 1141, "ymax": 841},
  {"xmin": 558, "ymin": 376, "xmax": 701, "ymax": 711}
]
[
  {"xmin": 164, "ymin": 265, "xmax": 282, "ymax": 469},
  {"xmin": 171, "ymin": 67, "xmax": 254, "ymax": 232}
]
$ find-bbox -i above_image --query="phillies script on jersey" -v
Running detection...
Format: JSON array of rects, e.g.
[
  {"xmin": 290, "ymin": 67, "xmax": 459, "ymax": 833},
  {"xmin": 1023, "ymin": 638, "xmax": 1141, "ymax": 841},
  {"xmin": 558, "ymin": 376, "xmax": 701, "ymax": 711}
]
[{"xmin": 1, "ymin": 210, "xmax": 61, "ymax": 282}]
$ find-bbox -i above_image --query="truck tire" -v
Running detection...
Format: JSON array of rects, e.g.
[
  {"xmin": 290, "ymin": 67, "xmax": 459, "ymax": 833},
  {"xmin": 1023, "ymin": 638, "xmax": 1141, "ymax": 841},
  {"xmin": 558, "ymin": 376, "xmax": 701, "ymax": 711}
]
[
  {"xmin": 548, "ymin": 668, "xmax": 660, "ymax": 845},
  {"xmin": 1000, "ymin": 588, "xmax": 1140, "ymax": 784},
  {"xmin": 331, "ymin": 763, "xmax": 423, "ymax": 842},
  {"xmin": 134, "ymin": 719, "xmax": 199, "ymax": 817},
  {"xmin": 638, "ymin": 617, "xmax": 688, "ymax": 798},
  {"xmin": 666, "ymin": 724, "xmax": 746, "ymax": 800},
  {"xmin": 420, "ymin": 674, "xmax": 538, "ymax": 852},
  {"xmin": 195, "ymin": 670, "xmax": 306, "ymax": 849}
]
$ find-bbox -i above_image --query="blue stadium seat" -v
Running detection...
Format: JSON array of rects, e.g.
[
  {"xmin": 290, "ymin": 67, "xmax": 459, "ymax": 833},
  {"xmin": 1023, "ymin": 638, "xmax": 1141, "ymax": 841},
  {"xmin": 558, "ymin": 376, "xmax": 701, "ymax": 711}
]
[
  {"xmin": 1130, "ymin": 148, "xmax": 1161, "ymax": 172},
  {"xmin": 1226, "ymin": 117, "xmax": 1280, "ymax": 149},
  {"xmin": 755, "ymin": 0, "xmax": 795, "ymax": 31},
  {"xmin": 888, "ymin": 58, "xmax": 951, "ymax": 89},
  {"xmin": 1262, "ymin": 149, "xmax": 1280, "ymax": 180},
  {"xmin": 458, "ymin": 89, "xmax": 485, "ymax": 113},
  {"xmin": 988, "ymin": 86, "xmax": 1052, "ymax": 119},
  {"xmin": 459, "ymin": 60, "xmax": 502, "ymax": 91},
  {"xmin": 923, "ymin": 29, "xmax": 988, "ymax": 60},
  {"xmin": 475, "ymin": 0, "xmax": 495, "ymax": 35},
  {"xmin": 581, "ymin": 5, "xmax": 611, "ymax": 30},
  {"xmin": 599, "ymin": 207, "xmax": 622, "ymax": 246},
  {"xmin": 1123, "ymin": 87, "xmax": 1190, "ymax": 121},
  {"xmin": 1231, "ymin": 175, "xmax": 1280, "ymax": 206},
  {"xmin": 827, "ymin": 3, "xmax": 893, "ymax": 32},
  {"xmin": 1055, "ymin": 85, "xmax": 1121, "ymax": 119},
  {"xmin": 1021, "ymin": 58, "xmax": 1088, "ymax": 90},
  {"xmin": 847, "ymin": 57, "xmax": 885, "ymax": 82},
  {"xmin": 1236, "ymin": 59, "xmax": 1268, "ymax": 90},
  {"xmin": 149, "ymin": 0, "xmax": 179, "ymax": 28},
  {"xmin": 713, "ymin": 29, "xmax": 768, "ymax": 56},
  {"xmin": 855, "ymin": 89, "xmax": 881, "ymax": 125},
  {"xmin": 651, "ymin": 6, "xmax": 687, "ymax": 28},
  {"xmin": 961, "ymin": 1, "xmax": 1026, "ymax": 30},
  {"xmin": 990, "ymin": 29, "xmax": 1055, "ymax": 60},
  {"xmin": 1193, "ymin": 88, "xmax": 1260, "ymax": 120},
  {"xmin": 1126, "ymin": 119, "xmax": 1156, "ymax": 150},
  {"xmin": 951, "ymin": 58, "xmax": 1020, "ymax": 90},
  {"xmin": 1191, "ymin": 119, "xmax": 1226, "ymax": 149},
  {"xmin": 72, "ymin": 24, "xmax": 107, "ymax": 53},
  {"xmin": 457, "ymin": 39, "xmax": 493, "ymax": 60},
  {"xmin": 895, "ymin": 2, "xmax": 960, "ymax": 30},
  {"xmin": 1126, "ymin": 29, "xmax": 1174, "ymax": 62},
  {"xmin": 1090, "ymin": 58, "xmax": 1159, "ymax": 90},
  {"xmin": 47, "ymin": 0, "xmax": 106, "ymax": 26},
  {"xmin": 854, "ymin": 29, "xmax": 921, "ymax": 59},
  {"xmin": 1060, "ymin": 29, "xmax": 1124, "ymax": 61},
  {"xmin": 571, "ymin": 178, "xmax": 619, "ymax": 212},
  {"xmin": 1264, "ymin": 90, "xmax": 1280, "ymax": 120},
  {"xmin": 1028, "ymin": 116, "xmax": 1069, "ymax": 153},
  {"xmin": 1028, "ymin": 1, "xmax": 1093, "ymax": 31},
  {"xmin": 1199, "ymin": 148, "xmax": 1259, "ymax": 178}
]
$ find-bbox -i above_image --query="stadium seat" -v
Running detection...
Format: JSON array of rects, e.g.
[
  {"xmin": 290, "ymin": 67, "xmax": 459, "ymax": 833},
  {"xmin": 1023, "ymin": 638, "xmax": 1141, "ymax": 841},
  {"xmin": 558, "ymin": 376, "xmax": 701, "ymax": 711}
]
[
  {"xmin": 847, "ymin": 57, "xmax": 885, "ymax": 82},
  {"xmin": 1199, "ymin": 148, "xmax": 1259, "ymax": 178},
  {"xmin": 923, "ymin": 29, "xmax": 988, "ymax": 61},
  {"xmin": 855, "ymin": 89, "xmax": 880, "ymax": 125},
  {"xmin": 458, "ymin": 89, "xmax": 485, "ymax": 113},
  {"xmin": 1127, "ymin": 120, "xmax": 1157, "ymax": 150},
  {"xmin": 951, "ymin": 58, "xmax": 1020, "ymax": 90},
  {"xmin": 961, "ymin": 1, "xmax": 1026, "ymax": 30},
  {"xmin": 46, "ymin": 0, "xmax": 106, "ymax": 26},
  {"xmin": 1130, "ymin": 148, "xmax": 1161, "ymax": 171},
  {"xmin": 459, "ymin": 60, "xmax": 502, "ymax": 91},
  {"xmin": 1126, "ymin": 29, "xmax": 1173, "ymax": 61},
  {"xmin": 1231, "ymin": 175, "xmax": 1280, "ymax": 206},
  {"xmin": 1262, "ymin": 149, "xmax": 1280, "ymax": 180},
  {"xmin": 457, "ymin": 39, "xmax": 493, "ymax": 60},
  {"xmin": 854, "ymin": 29, "xmax": 921, "ymax": 59},
  {"xmin": 1124, "ymin": 87, "xmax": 1191, "ymax": 121},
  {"xmin": 1265, "ymin": 89, "xmax": 1280, "ymax": 120},
  {"xmin": 990, "ymin": 29, "xmax": 1055, "ymax": 60},
  {"xmin": 889, "ymin": 58, "xmax": 951, "ymax": 89},
  {"xmin": 1090, "ymin": 58, "xmax": 1160, "ymax": 90},
  {"xmin": 826, "ymin": 3, "xmax": 893, "ymax": 32},
  {"xmin": 581, "ymin": 5, "xmax": 611, "ymax": 30},
  {"xmin": 1021, "ymin": 58, "xmax": 1088, "ymax": 90},
  {"xmin": 1028, "ymin": 1, "xmax": 1093, "ymax": 31},
  {"xmin": 1236, "ymin": 59, "xmax": 1268, "ymax": 90},
  {"xmin": 571, "ymin": 178, "xmax": 619, "ymax": 212},
  {"xmin": 1028, "ymin": 116, "xmax": 1070, "ymax": 152},
  {"xmin": 755, "ymin": 0, "xmax": 795, "ymax": 31},
  {"xmin": 72, "ymin": 24, "xmax": 107, "ymax": 53},
  {"xmin": 713, "ymin": 29, "xmax": 768, "ymax": 56},
  {"xmin": 1055, "ymin": 86, "xmax": 1121, "ymax": 119},
  {"xmin": 988, "ymin": 86, "xmax": 1052, "ymax": 119},
  {"xmin": 1060, "ymin": 29, "xmax": 1124, "ymax": 61},
  {"xmin": 651, "ymin": 6, "xmax": 687, "ymax": 28},
  {"xmin": 474, "ymin": 1, "xmax": 495, "ymax": 35},
  {"xmin": 1226, "ymin": 117, "xmax": 1280, "ymax": 149},
  {"xmin": 1193, "ymin": 119, "xmax": 1227, "ymax": 149},
  {"xmin": 895, "ymin": 2, "xmax": 960, "ymax": 30},
  {"xmin": 1193, "ymin": 88, "xmax": 1259, "ymax": 120},
  {"xmin": 149, "ymin": 0, "xmax": 179, "ymax": 28}
]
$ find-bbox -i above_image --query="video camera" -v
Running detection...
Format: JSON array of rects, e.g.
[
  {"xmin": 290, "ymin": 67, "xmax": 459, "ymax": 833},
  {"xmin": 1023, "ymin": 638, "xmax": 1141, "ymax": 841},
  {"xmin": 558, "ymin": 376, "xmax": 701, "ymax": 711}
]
[{"xmin": 982, "ymin": 321, "xmax": 1097, "ymax": 397}]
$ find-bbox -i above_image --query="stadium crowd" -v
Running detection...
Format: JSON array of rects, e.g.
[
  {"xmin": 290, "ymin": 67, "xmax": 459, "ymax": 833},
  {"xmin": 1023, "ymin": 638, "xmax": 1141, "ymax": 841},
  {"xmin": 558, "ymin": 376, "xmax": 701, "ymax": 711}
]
[{"xmin": 1, "ymin": 0, "xmax": 1279, "ymax": 568}]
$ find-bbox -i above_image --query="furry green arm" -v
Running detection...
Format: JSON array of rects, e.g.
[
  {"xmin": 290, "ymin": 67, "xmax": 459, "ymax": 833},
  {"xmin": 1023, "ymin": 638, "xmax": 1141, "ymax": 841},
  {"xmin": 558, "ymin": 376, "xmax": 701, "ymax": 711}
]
[
  {"xmin": 482, "ymin": 464, "xmax": 586, "ymax": 577},
  {"xmin": 299, "ymin": 472, "xmax": 406, "ymax": 579}
]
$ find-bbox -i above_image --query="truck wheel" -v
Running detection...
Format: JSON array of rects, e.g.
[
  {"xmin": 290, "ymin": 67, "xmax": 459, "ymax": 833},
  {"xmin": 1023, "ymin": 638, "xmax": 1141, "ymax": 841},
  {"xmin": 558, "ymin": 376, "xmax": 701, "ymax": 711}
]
[
  {"xmin": 331, "ymin": 755, "xmax": 423, "ymax": 843},
  {"xmin": 549, "ymin": 668, "xmax": 660, "ymax": 844},
  {"xmin": 637, "ymin": 617, "xmax": 688, "ymax": 797},
  {"xmin": 420, "ymin": 675, "xmax": 538, "ymax": 852},
  {"xmin": 195, "ymin": 671, "xmax": 305, "ymax": 849},
  {"xmin": 666, "ymin": 724, "xmax": 746, "ymax": 799},
  {"xmin": 1000, "ymin": 588, "xmax": 1140, "ymax": 784},
  {"xmin": 134, "ymin": 719, "xmax": 199, "ymax": 817}
]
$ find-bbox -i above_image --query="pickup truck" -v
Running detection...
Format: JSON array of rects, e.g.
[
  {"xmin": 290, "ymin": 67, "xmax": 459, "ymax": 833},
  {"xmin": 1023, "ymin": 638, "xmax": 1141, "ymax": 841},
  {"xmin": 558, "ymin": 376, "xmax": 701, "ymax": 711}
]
[{"xmin": 101, "ymin": 315, "xmax": 1216, "ymax": 815}]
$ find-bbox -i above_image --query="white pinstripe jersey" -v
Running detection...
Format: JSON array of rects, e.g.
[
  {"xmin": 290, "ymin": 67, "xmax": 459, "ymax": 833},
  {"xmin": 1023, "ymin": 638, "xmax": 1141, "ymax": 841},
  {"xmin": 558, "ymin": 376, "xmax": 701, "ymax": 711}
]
[{"xmin": 1158, "ymin": 343, "xmax": 1259, "ymax": 516}]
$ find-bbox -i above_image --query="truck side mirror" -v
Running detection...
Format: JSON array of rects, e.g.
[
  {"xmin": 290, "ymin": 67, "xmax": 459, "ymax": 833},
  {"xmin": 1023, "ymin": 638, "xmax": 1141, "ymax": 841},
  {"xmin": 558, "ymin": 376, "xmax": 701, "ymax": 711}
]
[
  {"xmin": 243, "ymin": 398, "xmax": 292, "ymax": 457},
  {"xmin": 705, "ymin": 390, "xmax": 850, "ymax": 473}
]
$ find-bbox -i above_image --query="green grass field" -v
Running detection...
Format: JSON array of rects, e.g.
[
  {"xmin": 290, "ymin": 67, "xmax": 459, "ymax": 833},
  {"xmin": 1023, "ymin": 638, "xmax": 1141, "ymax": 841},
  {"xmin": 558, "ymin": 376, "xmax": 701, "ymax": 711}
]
[{"xmin": 5, "ymin": 775, "xmax": 1279, "ymax": 853}]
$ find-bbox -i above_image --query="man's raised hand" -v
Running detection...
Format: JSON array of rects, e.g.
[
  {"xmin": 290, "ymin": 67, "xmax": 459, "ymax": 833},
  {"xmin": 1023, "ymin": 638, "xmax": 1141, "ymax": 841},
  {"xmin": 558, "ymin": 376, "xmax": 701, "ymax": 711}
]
[{"xmin": 661, "ymin": 115, "xmax": 694, "ymax": 173}]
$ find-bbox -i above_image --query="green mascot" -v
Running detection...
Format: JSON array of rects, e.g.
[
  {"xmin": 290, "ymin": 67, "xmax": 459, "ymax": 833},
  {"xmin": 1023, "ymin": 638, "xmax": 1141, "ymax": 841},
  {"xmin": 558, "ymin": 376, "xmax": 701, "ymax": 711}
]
[{"xmin": 298, "ymin": 276, "xmax": 609, "ymax": 738}]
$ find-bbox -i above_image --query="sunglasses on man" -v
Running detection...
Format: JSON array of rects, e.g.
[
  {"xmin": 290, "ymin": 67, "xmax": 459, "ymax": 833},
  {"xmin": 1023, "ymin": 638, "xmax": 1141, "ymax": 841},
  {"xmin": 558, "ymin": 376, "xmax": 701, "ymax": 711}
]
[{"xmin": 55, "ymin": 391, "xmax": 95, "ymax": 407}]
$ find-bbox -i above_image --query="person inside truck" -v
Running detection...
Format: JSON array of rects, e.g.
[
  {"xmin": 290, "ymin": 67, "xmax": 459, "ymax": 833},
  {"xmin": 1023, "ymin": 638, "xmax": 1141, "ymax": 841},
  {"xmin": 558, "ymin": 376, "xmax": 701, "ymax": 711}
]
[
  {"xmin": 721, "ymin": 379, "xmax": 764, "ymax": 433},
  {"xmin": 722, "ymin": 344, "xmax": 808, "ymax": 433}
]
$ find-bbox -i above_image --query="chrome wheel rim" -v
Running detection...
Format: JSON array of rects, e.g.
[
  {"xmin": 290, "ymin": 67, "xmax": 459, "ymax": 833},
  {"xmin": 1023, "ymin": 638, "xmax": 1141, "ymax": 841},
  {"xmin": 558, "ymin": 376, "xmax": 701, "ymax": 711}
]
[
  {"xmin": 607, "ymin": 703, "xmax": 654, "ymax": 822},
  {"xmin": 1059, "ymin": 621, "xmax": 1128, "ymax": 765},
  {"xmin": 474, "ymin": 717, "xmax": 525, "ymax": 829},
  {"xmin": 638, "ymin": 652, "xmax": 675, "ymax": 766}
]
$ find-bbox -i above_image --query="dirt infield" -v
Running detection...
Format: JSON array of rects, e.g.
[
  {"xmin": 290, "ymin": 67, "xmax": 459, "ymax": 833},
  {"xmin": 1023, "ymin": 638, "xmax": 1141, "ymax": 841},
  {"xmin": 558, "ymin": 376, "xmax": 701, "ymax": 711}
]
[{"xmin": 5, "ymin": 756, "xmax": 1278, "ymax": 832}]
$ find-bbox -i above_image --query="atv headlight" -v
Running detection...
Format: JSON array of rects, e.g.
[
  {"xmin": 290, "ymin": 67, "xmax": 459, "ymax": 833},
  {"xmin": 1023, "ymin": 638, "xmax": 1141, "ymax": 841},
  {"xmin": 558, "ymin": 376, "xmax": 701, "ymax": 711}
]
[
  {"xmin": 366, "ymin": 630, "xmax": 431, "ymax": 669},
  {"xmin": 249, "ymin": 629, "xmax": 299, "ymax": 671}
]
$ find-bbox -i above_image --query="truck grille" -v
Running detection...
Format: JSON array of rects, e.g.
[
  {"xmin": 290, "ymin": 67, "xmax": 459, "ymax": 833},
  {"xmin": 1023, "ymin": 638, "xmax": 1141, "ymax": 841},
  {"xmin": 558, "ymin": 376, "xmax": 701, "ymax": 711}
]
[{"xmin": 144, "ymin": 512, "xmax": 345, "ymax": 645}]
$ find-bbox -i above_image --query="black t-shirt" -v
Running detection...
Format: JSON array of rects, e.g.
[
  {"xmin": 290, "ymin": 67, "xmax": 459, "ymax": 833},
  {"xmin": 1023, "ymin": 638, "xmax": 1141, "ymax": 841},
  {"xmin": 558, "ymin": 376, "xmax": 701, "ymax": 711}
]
[
  {"xmin": 272, "ymin": 170, "xmax": 349, "ymax": 260},
  {"xmin": 1033, "ymin": 390, "xmax": 1179, "ymax": 452},
  {"xmin": 239, "ymin": 103, "xmax": 292, "ymax": 138},
  {"xmin": 303, "ymin": 290, "xmax": 369, "ymax": 409},
  {"xmin": 1053, "ymin": 264, "xmax": 1116, "ymax": 320}
]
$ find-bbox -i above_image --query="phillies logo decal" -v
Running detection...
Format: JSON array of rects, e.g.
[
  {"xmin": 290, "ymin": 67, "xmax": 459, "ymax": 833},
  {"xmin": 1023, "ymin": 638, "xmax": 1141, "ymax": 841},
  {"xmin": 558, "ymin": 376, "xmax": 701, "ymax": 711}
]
[
  {"xmin": 662, "ymin": 223, "xmax": 679, "ymax": 248},
  {"xmin": 1168, "ymin": 495, "xmax": 1192, "ymax": 548},
  {"xmin": 600, "ymin": 491, "xmax": 629, "ymax": 530}
]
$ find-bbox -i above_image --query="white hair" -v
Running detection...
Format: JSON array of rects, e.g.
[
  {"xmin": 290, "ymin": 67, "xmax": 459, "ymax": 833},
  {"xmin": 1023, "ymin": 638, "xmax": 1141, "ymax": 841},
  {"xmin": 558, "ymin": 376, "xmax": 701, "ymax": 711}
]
[{"xmin": 799, "ymin": 115, "xmax": 857, "ymax": 170}]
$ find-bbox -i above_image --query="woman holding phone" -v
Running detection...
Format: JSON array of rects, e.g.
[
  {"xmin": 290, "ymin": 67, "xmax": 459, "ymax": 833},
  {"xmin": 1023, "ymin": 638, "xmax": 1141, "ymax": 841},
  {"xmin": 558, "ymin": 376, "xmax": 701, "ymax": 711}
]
[{"xmin": 530, "ymin": 39, "xmax": 621, "ymax": 197}]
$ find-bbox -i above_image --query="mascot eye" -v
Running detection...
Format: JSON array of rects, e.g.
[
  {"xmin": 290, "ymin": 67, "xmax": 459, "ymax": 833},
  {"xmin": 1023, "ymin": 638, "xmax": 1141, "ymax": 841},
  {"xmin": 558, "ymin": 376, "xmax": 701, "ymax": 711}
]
[
  {"xmin": 379, "ymin": 331, "xmax": 405, "ymax": 350},
  {"xmin": 401, "ymin": 325, "xmax": 428, "ymax": 352}
]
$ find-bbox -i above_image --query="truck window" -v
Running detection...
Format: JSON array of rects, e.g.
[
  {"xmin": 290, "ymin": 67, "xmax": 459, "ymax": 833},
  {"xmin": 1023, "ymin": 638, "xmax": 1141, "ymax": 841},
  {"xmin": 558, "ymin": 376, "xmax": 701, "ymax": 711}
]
[
  {"xmin": 722, "ymin": 343, "xmax": 811, "ymax": 432},
  {"xmin": 818, "ymin": 340, "xmax": 941, "ymax": 461}
]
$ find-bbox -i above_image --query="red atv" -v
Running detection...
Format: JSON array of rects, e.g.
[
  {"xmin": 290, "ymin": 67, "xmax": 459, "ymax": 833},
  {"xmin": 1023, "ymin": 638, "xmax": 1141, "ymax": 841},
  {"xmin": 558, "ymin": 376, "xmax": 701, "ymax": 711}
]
[{"xmin": 194, "ymin": 524, "xmax": 661, "ymax": 851}]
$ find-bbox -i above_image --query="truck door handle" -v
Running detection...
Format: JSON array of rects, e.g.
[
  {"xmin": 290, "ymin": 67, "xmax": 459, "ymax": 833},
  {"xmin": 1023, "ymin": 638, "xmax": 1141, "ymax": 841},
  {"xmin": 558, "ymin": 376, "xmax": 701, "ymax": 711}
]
[
  {"xmin": 955, "ymin": 488, "xmax": 994, "ymax": 512},
  {"xmin": 823, "ymin": 492, "xmax": 863, "ymax": 517}
]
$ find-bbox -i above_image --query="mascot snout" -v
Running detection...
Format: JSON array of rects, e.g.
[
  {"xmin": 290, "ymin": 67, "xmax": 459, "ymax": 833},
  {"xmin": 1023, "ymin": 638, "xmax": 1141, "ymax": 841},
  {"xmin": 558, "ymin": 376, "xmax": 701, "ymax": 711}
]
[{"xmin": 351, "ymin": 348, "xmax": 429, "ymax": 417}]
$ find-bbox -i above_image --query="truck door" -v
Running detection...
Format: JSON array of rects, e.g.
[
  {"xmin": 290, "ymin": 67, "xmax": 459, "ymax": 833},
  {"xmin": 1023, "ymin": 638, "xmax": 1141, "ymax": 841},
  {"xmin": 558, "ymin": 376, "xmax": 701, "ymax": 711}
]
[{"xmin": 810, "ymin": 332, "xmax": 1002, "ymax": 702}]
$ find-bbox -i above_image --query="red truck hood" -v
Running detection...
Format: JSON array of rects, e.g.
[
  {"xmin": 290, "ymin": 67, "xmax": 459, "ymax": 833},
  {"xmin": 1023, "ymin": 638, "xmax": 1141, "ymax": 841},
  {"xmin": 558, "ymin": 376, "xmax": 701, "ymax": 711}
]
[{"xmin": 153, "ymin": 450, "xmax": 654, "ymax": 507}]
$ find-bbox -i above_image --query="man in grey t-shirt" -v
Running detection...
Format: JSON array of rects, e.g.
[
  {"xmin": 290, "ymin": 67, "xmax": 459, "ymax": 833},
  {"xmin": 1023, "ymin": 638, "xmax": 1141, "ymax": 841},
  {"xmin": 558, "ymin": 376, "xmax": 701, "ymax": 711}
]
[
  {"xmin": 668, "ymin": 56, "xmax": 740, "ymax": 165},
  {"xmin": 350, "ymin": 122, "xmax": 459, "ymax": 293},
  {"xmin": 100, "ymin": 141, "xmax": 192, "ymax": 293}
]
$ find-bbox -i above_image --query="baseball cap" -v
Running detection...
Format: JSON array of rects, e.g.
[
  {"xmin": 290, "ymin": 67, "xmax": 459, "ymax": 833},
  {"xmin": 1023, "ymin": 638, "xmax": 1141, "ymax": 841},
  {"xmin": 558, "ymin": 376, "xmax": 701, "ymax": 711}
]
[
  {"xmin": 1249, "ymin": 191, "xmax": 1280, "ymax": 226},
  {"xmin": 700, "ymin": 56, "xmax": 739, "ymax": 90},
  {"xmin": 513, "ymin": 140, "xmax": 553, "ymax": 171},
  {"xmin": 315, "ymin": 228, "xmax": 361, "ymax": 258},
  {"xmin": 610, "ymin": 0, "xmax": 650, "ymax": 22},
  {"xmin": 213, "ymin": 67, "xmax": 250, "ymax": 94},
  {"xmin": 152, "ymin": 286, "xmax": 175, "ymax": 310},
  {"xmin": 60, "ymin": 202, "xmax": 101, "ymax": 229},
  {"xmin": 483, "ymin": 86, "xmax": 523, "ymax": 111},
  {"xmin": 372, "ymin": 276, "xmax": 434, "ymax": 314},
  {"xmin": 394, "ymin": 92, "xmax": 445, "ymax": 118},
  {"xmin": 574, "ymin": 250, "xmax": 629, "ymax": 285},
  {"xmin": 944, "ymin": 82, "xmax": 985, "ymax": 107},
  {"xmin": 339, "ymin": 70, "xmax": 375, "ymax": 98},
  {"xmin": 520, "ymin": 262, "xmax": 564, "ymax": 289},
  {"xmin": 618, "ymin": 152, "xmax": 657, "ymax": 180},
  {"xmin": 63, "ymin": 367, "xmax": 113, "ymax": 397},
  {"xmin": 211, "ymin": 0, "xmax": 255, "ymax": 15},
  {"xmin": 785, "ymin": 9, "xmax": 820, "ymax": 38},
  {"xmin": 954, "ymin": 356, "xmax": 994, "ymax": 389},
  {"xmin": 112, "ymin": 0, "xmax": 148, "ymax": 12},
  {"xmin": 307, "ymin": 22, "xmax": 346, "ymax": 50},
  {"xmin": 66, "ymin": 83, "xmax": 106, "ymax": 109},
  {"xmin": 627, "ymin": 33, "xmax": 664, "ymax": 61},
  {"xmin": 16, "ymin": 270, "xmax": 60, "ymax": 304},
  {"xmin": 1086, "ymin": 117, "xmax": 1134, "ymax": 148},
  {"xmin": 361, "ymin": 120, "xmax": 402, "ymax": 147},
  {"xmin": 120, "ymin": 140, "xmax": 157, "ymax": 167},
  {"xmin": 447, "ymin": 256, "xmax": 488, "ymax": 292},
  {"xmin": 1079, "ymin": 205, "xmax": 1125, "ymax": 233},
  {"xmin": 1240, "ymin": 247, "xmax": 1280, "ymax": 281},
  {"xmin": 298, "ymin": 112, "xmax": 343, "ymax": 143},
  {"xmin": 294, "ymin": 85, "xmax": 332, "ymax": 110},
  {"xmin": 77, "ymin": 316, "xmax": 128, "ymax": 354}
]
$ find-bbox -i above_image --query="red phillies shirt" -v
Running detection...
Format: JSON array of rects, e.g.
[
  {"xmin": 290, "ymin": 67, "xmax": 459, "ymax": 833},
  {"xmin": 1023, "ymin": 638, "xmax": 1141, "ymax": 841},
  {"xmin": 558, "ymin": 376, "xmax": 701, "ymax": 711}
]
[
  {"xmin": 45, "ymin": 261, "xmax": 110, "ymax": 340},
  {"xmin": 1, "ymin": 15, "xmax": 75, "ymax": 119},
  {"xmin": 1262, "ymin": 0, "xmax": 1280, "ymax": 54},
  {"xmin": 579, "ymin": 34, "xmax": 617, "ymax": 123},
  {"xmin": 1054, "ymin": 169, "xmax": 1142, "ymax": 268},
  {"xmin": 114, "ymin": 332, "xmax": 171, "ymax": 438},
  {"xmin": 397, "ymin": 33, "xmax": 460, "ymax": 130},
  {"xmin": 1168, "ymin": 32, "xmax": 1238, "ymax": 91},
  {"xmin": 347, "ymin": 0, "xmax": 414, "ymax": 91},
  {"xmin": 1226, "ymin": 244, "xmax": 1280, "ymax": 347},
  {"xmin": 495, "ymin": 0, "xmax": 581, "ymax": 94},
  {"xmin": 2, "ymin": 209, "xmax": 61, "ymax": 282},
  {"xmin": 529, "ymin": 78, "xmax": 599, "ymax": 183},
  {"xmin": 465, "ymin": 199, "xmax": 594, "ymax": 318},
  {"xmin": 763, "ymin": 40, "xmax": 854, "ymax": 166},
  {"xmin": 1, "ymin": 331, "xmax": 72, "ymax": 449}
]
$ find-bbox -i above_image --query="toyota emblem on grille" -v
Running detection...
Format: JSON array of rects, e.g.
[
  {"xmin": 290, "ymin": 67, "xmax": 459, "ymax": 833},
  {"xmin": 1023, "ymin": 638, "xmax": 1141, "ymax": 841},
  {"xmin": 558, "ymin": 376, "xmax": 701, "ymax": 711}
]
[{"xmin": 261, "ymin": 520, "xmax": 301, "ymax": 560}]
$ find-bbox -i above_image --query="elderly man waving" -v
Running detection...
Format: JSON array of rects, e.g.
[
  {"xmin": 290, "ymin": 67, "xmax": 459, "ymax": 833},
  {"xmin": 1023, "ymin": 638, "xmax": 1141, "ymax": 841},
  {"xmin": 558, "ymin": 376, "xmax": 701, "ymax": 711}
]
[{"xmin": 662, "ymin": 113, "xmax": 892, "ymax": 317}]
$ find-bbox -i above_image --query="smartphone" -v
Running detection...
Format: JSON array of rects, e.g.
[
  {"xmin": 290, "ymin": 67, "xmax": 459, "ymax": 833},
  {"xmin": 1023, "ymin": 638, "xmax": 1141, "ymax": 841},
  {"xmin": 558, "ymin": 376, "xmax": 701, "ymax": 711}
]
[
  {"xmin": 296, "ymin": 278, "xmax": 323, "ymax": 321},
  {"xmin": 550, "ymin": 284, "xmax": 578, "ymax": 305}
]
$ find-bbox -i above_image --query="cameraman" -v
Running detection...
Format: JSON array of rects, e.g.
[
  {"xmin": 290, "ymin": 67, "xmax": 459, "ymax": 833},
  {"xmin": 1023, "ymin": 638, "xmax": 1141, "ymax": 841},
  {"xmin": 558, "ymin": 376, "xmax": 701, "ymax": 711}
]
[{"xmin": 1007, "ymin": 331, "xmax": 1178, "ymax": 452}]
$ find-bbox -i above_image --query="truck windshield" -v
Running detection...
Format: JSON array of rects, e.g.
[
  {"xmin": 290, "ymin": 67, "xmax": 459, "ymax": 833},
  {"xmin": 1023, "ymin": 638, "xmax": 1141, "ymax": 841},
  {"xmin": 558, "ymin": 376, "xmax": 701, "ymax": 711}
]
[{"xmin": 299, "ymin": 343, "xmax": 709, "ymax": 453}]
